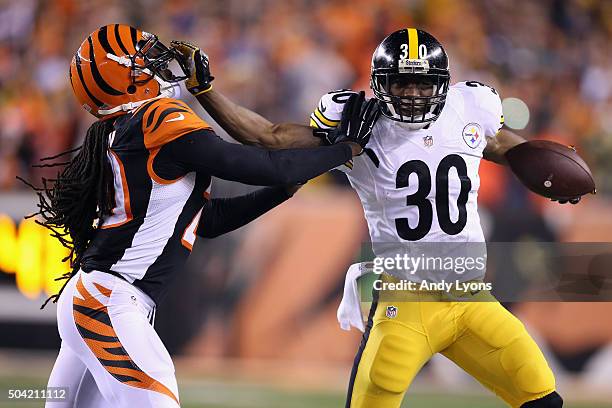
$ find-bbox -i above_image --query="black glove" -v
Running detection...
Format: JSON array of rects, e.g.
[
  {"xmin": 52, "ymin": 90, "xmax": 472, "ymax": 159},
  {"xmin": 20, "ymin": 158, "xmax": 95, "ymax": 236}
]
[
  {"xmin": 169, "ymin": 40, "xmax": 214, "ymax": 95},
  {"xmin": 324, "ymin": 91, "xmax": 380, "ymax": 153},
  {"xmin": 551, "ymin": 197, "xmax": 581, "ymax": 204}
]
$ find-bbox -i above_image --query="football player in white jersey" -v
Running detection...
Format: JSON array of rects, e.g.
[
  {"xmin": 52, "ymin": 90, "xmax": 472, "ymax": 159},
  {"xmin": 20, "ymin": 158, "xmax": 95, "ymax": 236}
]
[{"xmin": 170, "ymin": 28, "xmax": 585, "ymax": 407}]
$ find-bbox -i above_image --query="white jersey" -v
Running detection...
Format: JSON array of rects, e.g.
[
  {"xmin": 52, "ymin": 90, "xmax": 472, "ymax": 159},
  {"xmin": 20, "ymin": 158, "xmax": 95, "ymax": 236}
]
[{"xmin": 311, "ymin": 83, "xmax": 504, "ymax": 281}]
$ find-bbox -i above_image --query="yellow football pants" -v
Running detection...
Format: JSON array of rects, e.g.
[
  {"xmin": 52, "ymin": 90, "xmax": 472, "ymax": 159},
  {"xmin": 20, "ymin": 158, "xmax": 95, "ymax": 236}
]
[{"xmin": 347, "ymin": 288, "xmax": 556, "ymax": 408}]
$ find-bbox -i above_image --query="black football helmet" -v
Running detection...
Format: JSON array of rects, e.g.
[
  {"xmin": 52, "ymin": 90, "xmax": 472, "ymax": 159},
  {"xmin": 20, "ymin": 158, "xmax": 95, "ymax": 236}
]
[{"xmin": 370, "ymin": 28, "xmax": 450, "ymax": 125}]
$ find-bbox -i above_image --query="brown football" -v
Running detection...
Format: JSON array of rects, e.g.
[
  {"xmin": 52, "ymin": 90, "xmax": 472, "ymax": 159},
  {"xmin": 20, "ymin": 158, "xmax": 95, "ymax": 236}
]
[{"xmin": 505, "ymin": 140, "xmax": 596, "ymax": 200}]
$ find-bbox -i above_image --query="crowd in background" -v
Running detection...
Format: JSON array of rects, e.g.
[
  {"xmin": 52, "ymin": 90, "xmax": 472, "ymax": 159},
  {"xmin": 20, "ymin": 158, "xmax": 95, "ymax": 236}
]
[
  {"xmin": 1, "ymin": 0, "xmax": 611, "ymax": 198},
  {"xmin": 1, "ymin": 1, "xmax": 612, "ymax": 383}
]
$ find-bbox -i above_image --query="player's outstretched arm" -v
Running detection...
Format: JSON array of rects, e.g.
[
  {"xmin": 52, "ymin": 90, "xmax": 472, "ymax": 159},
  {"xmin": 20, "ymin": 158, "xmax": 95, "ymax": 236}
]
[
  {"xmin": 198, "ymin": 89, "xmax": 321, "ymax": 149},
  {"xmin": 483, "ymin": 129, "xmax": 526, "ymax": 165},
  {"xmin": 157, "ymin": 130, "xmax": 358, "ymax": 186},
  {"xmin": 196, "ymin": 186, "xmax": 298, "ymax": 239},
  {"xmin": 171, "ymin": 40, "xmax": 320, "ymax": 149}
]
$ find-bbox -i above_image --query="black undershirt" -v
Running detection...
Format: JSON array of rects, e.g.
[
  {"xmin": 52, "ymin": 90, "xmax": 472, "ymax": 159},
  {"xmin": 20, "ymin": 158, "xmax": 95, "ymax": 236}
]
[
  {"xmin": 197, "ymin": 187, "xmax": 291, "ymax": 238},
  {"xmin": 155, "ymin": 129, "xmax": 351, "ymax": 185},
  {"xmin": 153, "ymin": 129, "xmax": 350, "ymax": 238}
]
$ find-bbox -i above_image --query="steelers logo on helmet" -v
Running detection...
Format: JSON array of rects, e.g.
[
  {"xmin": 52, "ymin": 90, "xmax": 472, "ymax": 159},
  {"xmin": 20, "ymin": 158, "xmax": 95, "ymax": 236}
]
[
  {"xmin": 370, "ymin": 28, "xmax": 450, "ymax": 128},
  {"xmin": 69, "ymin": 24, "xmax": 189, "ymax": 118}
]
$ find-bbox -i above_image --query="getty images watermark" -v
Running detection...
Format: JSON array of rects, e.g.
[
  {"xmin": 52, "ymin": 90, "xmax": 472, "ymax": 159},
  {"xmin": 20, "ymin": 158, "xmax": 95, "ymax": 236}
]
[
  {"xmin": 371, "ymin": 253, "xmax": 492, "ymax": 293},
  {"xmin": 360, "ymin": 242, "xmax": 612, "ymax": 301}
]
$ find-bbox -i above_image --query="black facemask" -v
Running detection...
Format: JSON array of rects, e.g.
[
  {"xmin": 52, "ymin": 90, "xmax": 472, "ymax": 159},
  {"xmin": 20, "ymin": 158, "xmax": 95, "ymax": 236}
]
[{"xmin": 132, "ymin": 34, "xmax": 189, "ymax": 85}]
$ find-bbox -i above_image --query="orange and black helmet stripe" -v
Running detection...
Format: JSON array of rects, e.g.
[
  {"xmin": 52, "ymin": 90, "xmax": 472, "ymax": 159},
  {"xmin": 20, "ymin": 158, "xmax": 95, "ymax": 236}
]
[
  {"xmin": 70, "ymin": 24, "xmax": 160, "ymax": 118},
  {"xmin": 72, "ymin": 49, "xmax": 104, "ymax": 108},
  {"xmin": 96, "ymin": 25, "xmax": 119, "ymax": 57},
  {"xmin": 72, "ymin": 277, "xmax": 179, "ymax": 404},
  {"xmin": 113, "ymin": 24, "xmax": 136, "ymax": 55},
  {"xmin": 86, "ymin": 35, "xmax": 124, "ymax": 97}
]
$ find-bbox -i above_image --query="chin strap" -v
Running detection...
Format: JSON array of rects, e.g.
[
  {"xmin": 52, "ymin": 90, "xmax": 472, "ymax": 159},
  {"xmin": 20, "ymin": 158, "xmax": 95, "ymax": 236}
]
[{"xmin": 98, "ymin": 99, "xmax": 153, "ymax": 116}]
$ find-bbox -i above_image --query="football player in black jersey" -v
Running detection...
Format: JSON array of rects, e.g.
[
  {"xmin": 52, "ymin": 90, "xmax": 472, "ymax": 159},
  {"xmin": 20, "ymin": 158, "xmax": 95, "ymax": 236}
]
[{"xmin": 32, "ymin": 24, "xmax": 376, "ymax": 408}]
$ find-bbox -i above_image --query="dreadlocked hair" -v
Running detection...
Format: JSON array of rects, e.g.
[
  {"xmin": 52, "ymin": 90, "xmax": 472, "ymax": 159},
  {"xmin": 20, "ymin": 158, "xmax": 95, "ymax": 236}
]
[{"xmin": 19, "ymin": 118, "xmax": 116, "ymax": 309}]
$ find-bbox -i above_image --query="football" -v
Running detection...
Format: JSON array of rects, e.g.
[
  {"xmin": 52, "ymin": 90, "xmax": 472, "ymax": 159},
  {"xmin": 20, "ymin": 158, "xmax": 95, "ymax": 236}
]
[{"xmin": 505, "ymin": 140, "xmax": 596, "ymax": 200}]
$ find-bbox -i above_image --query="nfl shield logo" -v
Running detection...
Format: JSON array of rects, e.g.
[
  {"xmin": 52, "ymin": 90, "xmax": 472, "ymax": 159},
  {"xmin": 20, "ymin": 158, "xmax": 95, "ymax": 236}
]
[
  {"xmin": 385, "ymin": 305, "xmax": 398, "ymax": 319},
  {"xmin": 423, "ymin": 135, "xmax": 433, "ymax": 147}
]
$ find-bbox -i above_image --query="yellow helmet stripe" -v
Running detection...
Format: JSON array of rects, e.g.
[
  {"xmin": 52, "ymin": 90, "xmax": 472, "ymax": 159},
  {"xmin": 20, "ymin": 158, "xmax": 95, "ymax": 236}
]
[{"xmin": 407, "ymin": 28, "xmax": 419, "ymax": 59}]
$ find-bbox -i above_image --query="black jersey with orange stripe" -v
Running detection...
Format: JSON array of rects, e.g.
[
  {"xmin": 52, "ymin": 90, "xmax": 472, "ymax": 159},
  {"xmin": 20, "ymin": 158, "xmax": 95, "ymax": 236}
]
[
  {"xmin": 81, "ymin": 97, "xmax": 353, "ymax": 304},
  {"xmin": 81, "ymin": 98, "xmax": 213, "ymax": 303}
]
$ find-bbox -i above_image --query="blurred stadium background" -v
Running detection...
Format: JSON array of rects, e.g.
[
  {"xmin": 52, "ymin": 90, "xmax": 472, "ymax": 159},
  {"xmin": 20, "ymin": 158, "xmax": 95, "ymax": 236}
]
[{"xmin": 1, "ymin": 0, "xmax": 612, "ymax": 406}]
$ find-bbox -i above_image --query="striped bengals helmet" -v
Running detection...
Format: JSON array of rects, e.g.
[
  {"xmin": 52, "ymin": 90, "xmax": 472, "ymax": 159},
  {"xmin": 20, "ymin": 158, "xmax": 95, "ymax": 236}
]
[{"xmin": 70, "ymin": 24, "xmax": 188, "ymax": 118}]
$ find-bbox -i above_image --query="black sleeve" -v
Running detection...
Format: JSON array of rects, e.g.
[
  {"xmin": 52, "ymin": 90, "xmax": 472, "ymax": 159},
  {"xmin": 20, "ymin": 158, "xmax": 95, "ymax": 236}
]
[
  {"xmin": 197, "ymin": 187, "xmax": 291, "ymax": 238},
  {"xmin": 157, "ymin": 129, "xmax": 352, "ymax": 185}
]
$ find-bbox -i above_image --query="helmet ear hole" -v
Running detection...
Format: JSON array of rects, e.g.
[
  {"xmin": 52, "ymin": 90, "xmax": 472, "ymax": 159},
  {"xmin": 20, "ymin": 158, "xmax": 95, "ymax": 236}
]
[{"xmin": 127, "ymin": 85, "xmax": 137, "ymax": 94}]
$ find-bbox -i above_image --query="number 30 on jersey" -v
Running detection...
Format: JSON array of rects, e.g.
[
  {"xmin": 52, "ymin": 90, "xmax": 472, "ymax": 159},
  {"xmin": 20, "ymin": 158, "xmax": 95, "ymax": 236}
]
[{"xmin": 395, "ymin": 154, "xmax": 471, "ymax": 241}]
